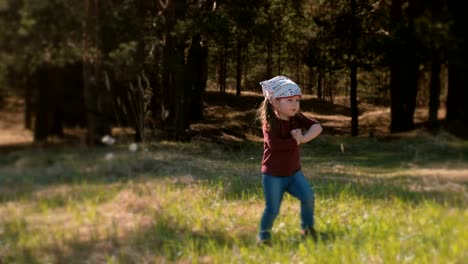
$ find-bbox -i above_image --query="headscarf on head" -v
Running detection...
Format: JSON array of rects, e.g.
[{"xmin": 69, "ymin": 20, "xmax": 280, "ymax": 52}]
[{"xmin": 260, "ymin": 76, "xmax": 301, "ymax": 100}]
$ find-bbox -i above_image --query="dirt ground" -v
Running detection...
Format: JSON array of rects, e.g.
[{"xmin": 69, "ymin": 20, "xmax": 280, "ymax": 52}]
[
  {"xmin": 0, "ymin": 97, "xmax": 32, "ymax": 146},
  {"xmin": 190, "ymin": 90, "xmax": 447, "ymax": 142},
  {"xmin": 0, "ymin": 90, "xmax": 447, "ymax": 147}
]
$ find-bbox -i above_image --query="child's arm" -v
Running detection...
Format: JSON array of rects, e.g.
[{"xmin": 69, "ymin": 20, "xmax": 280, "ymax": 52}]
[
  {"xmin": 295, "ymin": 123, "xmax": 322, "ymax": 144},
  {"xmin": 302, "ymin": 123, "xmax": 322, "ymax": 143}
]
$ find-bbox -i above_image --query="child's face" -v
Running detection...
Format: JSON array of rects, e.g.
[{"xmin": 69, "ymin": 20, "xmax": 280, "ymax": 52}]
[{"xmin": 271, "ymin": 95, "xmax": 301, "ymax": 120}]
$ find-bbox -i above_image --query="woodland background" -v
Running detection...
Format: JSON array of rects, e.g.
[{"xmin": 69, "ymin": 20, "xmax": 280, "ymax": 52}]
[
  {"xmin": 0, "ymin": 0, "xmax": 468, "ymax": 145},
  {"xmin": 1, "ymin": 1, "xmax": 468, "ymax": 263}
]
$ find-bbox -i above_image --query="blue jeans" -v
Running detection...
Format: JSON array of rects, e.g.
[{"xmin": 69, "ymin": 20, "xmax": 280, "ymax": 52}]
[{"xmin": 258, "ymin": 171, "xmax": 315, "ymax": 240}]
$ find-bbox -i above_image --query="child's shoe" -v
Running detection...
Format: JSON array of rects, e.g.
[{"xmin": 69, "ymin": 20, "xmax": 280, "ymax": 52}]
[
  {"xmin": 256, "ymin": 239, "xmax": 271, "ymax": 247},
  {"xmin": 301, "ymin": 227, "xmax": 318, "ymax": 242}
]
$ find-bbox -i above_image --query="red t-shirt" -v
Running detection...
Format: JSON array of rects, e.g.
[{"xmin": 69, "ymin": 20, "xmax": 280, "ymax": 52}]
[{"xmin": 261, "ymin": 113, "xmax": 319, "ymax": 176}]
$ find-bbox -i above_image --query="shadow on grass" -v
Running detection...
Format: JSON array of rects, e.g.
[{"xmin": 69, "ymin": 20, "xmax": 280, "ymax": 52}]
[
  {"xmin": 24, "ymin": 211, "xmax": 255, "ymax": 263},
  {"xmin": 1, "ymin": 218, "xmax": 346, "ymax": 263},
  {"xmin": 0, "ymin": 139, "xmax": 466, "ymax": 209},
  {"xmin": 312, "ymin": 175, "xmax": 467, "ymax": 208}
]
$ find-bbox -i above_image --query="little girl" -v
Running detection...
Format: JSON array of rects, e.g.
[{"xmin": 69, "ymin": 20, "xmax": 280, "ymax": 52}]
[{"xmin": 256, "ymin": 76, "xmax": 323, "ymax": 245}]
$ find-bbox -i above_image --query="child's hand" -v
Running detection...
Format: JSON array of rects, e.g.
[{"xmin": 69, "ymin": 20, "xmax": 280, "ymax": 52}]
[{"xmin": 290, "ymin": 129, "xmax": 303, "ymax": 145}]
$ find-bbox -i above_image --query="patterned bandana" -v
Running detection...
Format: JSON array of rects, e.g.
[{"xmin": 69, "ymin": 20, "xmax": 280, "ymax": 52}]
[{"xmin": 260, "ymin": 76, "xmax": 301, "ymax": 99}]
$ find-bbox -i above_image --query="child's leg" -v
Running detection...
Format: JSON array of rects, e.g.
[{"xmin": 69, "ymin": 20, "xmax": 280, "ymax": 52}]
[
  {"xmin": 286, "ymin": 171, "xmax": 315, "ymax": 230},
  {"xmin": 258, "ymin": 174, "xmax": 287, "ymax": 241}
]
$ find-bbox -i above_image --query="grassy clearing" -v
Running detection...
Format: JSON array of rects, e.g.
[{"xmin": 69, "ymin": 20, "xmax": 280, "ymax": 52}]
[{"xmin": 0, "ymin": 134, "xmax": 467, "ymax": 263}]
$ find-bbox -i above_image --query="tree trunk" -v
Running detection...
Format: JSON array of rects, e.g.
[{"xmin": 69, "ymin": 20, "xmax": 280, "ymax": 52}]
[
  {"xmin": 326, "ymin": 72, "xmax": 334, "ymax": 103},
  {"xmin": 133, "ymin": 0, "xmax": 149, "ymax": 143},
  {"xmin": 187, "ymin": 35, "xmax": 208, "ymax": 122},
  {"xmin": 33, "ymin": 65, "xmax": 64, "ymax": 142},
  {"xmin": 445, "ymin": 0, "xmax": 468, "ymax": 137},
  {"xmin": 49, "ymin": 66, "xmax": 64, "ymax": 137},
  {"xmin": 266, "ymin": 35, "xmax": 273, "ymax": 78},
  {"xmin": 308, "ymin": 67, "xmax": 314, "ymax": 95},
  {"xmin": 446, "ymin": 63, "xmax": 464, "ymax": 121},
  {"xmin": 174, "ymin": 44, "xmax": 188, "ymax": 141},
  {"xmin": 350, "ymin": 65, "xmax": 358, "ymax": 136},
  {"xmin": 277, "ymin": 35, "xmax": 281, "ymax": 75},
  {"xmin": 317, "ymin": 71, "xmax": 323, "ymax": 100},
  {"xmin": 217, "ymin": 44, "xmax": 227, "ymax": 93},
  {"xmin": 236, "ymin": 38, "xmax": 242, "ymax": 96},
  {"xmin": 24, "ymin": 76, "xmax": 33, "ymax": 130},
  {"xmin": 33, "ymin": 66, "xmax": 50, "ymax": 143},
  {"xmin": 83, "ymin": 0, "xmax": 111, "ymax": 145},
  {"xmin": 389, "ymin": 0, "xmax": 419, "ymax": 133},
  {"xmin": 167, "ymin": 0, "xmax": 188, "ymax": 141},
  {"xmin": 350, "ymin": 0, "xmax": 359, "ymax": 136},
  {"xmin": 161, "ymin": 33, "xmax": 174, "ymax": 127},
  {"xmin": 428, "ymin": 58, "xmax": 441, "ymax": 129}
]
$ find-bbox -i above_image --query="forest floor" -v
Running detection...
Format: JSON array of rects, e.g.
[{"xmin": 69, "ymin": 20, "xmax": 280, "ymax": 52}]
[
  {"xmin": 0, "ymin": 96, "xmax": 32, "ymax": 146},
  {"xmin": 191, "ymin": 90, "xmax": 447, "ymax": 144},
  {"xmin": 0, "ymin": 89, "xmax": 448, "ymax": 147}
]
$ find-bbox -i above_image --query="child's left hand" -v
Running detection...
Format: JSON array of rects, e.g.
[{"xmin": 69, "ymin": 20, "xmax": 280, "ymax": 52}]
[{"xmin": 290, "ymin": 129, "xmax": 303, "ymax": 145}]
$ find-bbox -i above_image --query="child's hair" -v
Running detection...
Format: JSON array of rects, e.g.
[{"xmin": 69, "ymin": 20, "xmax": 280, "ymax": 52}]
[{"xmin": 256, "ymin": 98, "xmax": 277, "ymax": 130}]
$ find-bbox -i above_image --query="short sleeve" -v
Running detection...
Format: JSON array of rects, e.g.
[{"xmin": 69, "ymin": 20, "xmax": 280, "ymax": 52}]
[{"xmin": 296, "ymin": 113, "xmax": 319, "ymax": 129}]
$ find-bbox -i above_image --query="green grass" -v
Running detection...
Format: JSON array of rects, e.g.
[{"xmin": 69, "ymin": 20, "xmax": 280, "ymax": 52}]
[{"xmin": 0, "ymin": 133, "xmax": 467, "ymax": 263}]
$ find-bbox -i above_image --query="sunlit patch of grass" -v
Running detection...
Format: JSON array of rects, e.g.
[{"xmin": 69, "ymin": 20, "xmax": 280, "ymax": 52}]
[{"xmin": 0, "ymin": 136, "xmax": 467, "ymax": 263}]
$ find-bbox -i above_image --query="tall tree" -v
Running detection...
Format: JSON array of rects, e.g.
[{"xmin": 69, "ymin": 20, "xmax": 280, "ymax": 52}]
[
  {"xmin": 1, "ymin": 0, "xmax": 85, "ymax": 143},
  {"xmin": 426, "ymin": 0, "xmax": 446, "ymax": 129},
  {"xmin": 185, "ymin": 0, "xmax": 214, "ymax": 121},
  {"xmin": 445, "ymin": 0, "xmax": 468, "ymax": 137},
  {"xmin": 159, "ymin": 0, "xmax": 189, "ymax": 141},
  {"xmin": 389, "ymin": 0, "xmax": 420, "ymax": 133},
  {"xmin": 349, "ymin": 0, "xmax": 358, "ymax": 136},
  {"xmin": 83, "ymin": 0, "xmax": 111, "ymax": 145},
  {"xmin": 186, "ymin": 34, "xmax": 208, "ymax": 121}
]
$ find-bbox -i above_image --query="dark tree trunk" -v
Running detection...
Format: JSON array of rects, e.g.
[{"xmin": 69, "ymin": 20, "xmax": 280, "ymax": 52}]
[
  {"xmin": 218, "ymin": 44, "xmax": 227, "ymax": 93},
  {"xmin": 266, "ymin": 35, "xmax": 273, "ymax": 78},
  {"xmin": 187, "ymin": 35, "xmax": 208, "ymax": 121},
  {"xmin": 149, "ymin": 2, "xmax": 163, "ymax": 132},
  {"xmin": 150, "ymin": 46, "xmax": 162, "ymax": 126},
  {"xmin": 277, "ymin": 35, "xmax": 281, "ymax": 75},
  {"xmin": 445, "ymin": 0, "xmax": 468, "ymax": 137},
  {"xmin": 33, "ymin": 65, "xmax": 64, "ymax": 143},
  {"xmin": 83, "ymin": 0, "xmax": 111, "ymax": 145},
  {"xmin": 48, "ymin": 66, "xmax": 64, "ymax": 137},
  {"xmin": 164, "ymin": 0, "xmax": 188, "ymax": 141},
  {"xmin": 133, "ymin": 0, "xmax": 149, "ymax": 143},
  {"xmin": 236, "ymin": 38, "xmax": 242, "ymax": 96},
  {"xmin": 350, "ymin": 0, "xmax": 359, "ymax": 136},
  {"xmin": 446, "ymin": 63, "xmax": 464, "ymax": 121},
  {"xmin": 308, "ymin": 67, "xmax": 314, "ymax": 95},
  {"xmin": 350, "ymin": 65, "xmax": 358, "ymax": 136},
  {"xmin": 161, "ymin": 33, "xmax": 175, "ymax": 127},
  {"xmin": 389, "ymin": 0, "xmax": 419, "ymax": 133},
  {"xmin": 326, "ymin": 72, "xmax": 334, "ymax": 103},
  {"xmin": 33, "ymin": 67, "xmax": 50, "ymax": 143},
  {"xmin": 428, "ymin": 59, "xmax": 441, "ymax": 128},
  {"xmin": 24, "ymin": 76, "xmax": 33, "ymax": 130},
  {"xmin": 174, "ymin": 44, "xmax": 188, "ymax": 141},
  {"xmin": 317, "ymin": 71, "xmax": 323, "ymax": 100}
]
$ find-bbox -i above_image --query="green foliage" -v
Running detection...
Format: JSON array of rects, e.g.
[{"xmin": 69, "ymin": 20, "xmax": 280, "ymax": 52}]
[
  {"xmin": 16, "ymin": 0, "xmax": 83, "ymax": 68},
  {"xmin": 305, "ymin": 0, "xmax": 388, "ymax": 71},
  {"xmin": 0, "ymin": 0, "xmax": 466, "ymax": 139}
]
